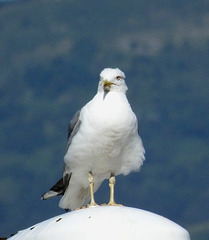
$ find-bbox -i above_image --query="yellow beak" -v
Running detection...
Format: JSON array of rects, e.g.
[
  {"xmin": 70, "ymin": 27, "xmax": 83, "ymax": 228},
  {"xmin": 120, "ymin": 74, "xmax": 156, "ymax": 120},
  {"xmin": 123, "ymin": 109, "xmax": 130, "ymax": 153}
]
[{"xmin": 103, "ymin": 80, "xmax": 115, "ymax": 92}]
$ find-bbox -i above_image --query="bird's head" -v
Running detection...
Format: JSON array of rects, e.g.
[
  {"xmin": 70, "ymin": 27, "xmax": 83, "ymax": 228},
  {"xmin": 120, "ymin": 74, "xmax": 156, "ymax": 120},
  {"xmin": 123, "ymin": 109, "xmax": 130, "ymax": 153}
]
[{"xmin": 98, "ymin": 68, "xmax": 128, "ymax": 98}]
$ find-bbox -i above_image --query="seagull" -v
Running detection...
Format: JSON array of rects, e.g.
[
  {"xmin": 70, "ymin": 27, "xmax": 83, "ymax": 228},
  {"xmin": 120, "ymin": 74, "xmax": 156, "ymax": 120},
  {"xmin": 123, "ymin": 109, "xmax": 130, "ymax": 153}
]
[{"xmin": 42, "ymin": 68, "xmax": 145, "ymax": 210}]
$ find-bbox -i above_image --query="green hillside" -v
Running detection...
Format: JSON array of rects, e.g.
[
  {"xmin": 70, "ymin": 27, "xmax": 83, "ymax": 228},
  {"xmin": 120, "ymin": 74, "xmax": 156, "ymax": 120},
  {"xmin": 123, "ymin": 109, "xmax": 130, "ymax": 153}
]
[{"xmin": 0, "ymin": 0, "xmax": 209, "ymax": 239}]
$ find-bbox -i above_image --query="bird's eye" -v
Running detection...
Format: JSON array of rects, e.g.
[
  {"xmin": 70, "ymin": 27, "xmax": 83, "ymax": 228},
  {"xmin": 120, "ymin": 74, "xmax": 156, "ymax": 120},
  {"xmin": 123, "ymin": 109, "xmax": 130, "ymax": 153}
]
[{"xmin": 116, "ymin": 76, "xmax": 121, "ymax": 80}]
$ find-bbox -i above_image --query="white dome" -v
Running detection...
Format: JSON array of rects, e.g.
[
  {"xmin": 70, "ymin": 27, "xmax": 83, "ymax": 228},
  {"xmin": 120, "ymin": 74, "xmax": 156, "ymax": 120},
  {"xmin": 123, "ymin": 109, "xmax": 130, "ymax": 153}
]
[{"xmin": 9, "ymin": 206, "xmax": 190, "ymax": 240}]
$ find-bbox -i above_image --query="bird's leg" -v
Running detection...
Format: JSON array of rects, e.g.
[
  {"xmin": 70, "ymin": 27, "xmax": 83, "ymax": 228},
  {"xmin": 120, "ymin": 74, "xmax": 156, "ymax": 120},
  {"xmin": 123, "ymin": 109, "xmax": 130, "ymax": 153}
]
[
  {"xmin": 108, "ymin": 174, "xmax": 120, "ymax": 206},
  {"xmin": 88, "ymin": 172, "xmax": 98, "ymax": 207}
]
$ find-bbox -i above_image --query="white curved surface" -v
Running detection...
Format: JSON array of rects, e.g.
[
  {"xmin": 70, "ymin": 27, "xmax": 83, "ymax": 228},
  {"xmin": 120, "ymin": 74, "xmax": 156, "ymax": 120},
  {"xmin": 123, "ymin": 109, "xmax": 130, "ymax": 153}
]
[{"xmin": 8, "ymin": 206, "xmax": 190, "ymax": 240}]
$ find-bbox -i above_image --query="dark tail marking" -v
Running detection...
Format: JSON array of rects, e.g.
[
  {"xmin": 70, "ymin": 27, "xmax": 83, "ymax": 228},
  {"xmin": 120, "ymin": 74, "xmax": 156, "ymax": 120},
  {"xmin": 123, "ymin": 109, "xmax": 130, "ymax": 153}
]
[{"xmin": 41, "ymin": 173, "xmax": 71, "ymax": 200}]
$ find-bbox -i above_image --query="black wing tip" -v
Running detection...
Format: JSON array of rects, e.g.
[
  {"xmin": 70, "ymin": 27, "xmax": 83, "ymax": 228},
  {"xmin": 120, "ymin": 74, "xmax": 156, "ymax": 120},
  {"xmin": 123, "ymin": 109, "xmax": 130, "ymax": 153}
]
[
  {"xmin": 41, "ymin": 174, "xmax": 72, "ymax": 201},
  {"xmin": 41, "ymin": 195, "xmax": 46, "ymax": 200}
]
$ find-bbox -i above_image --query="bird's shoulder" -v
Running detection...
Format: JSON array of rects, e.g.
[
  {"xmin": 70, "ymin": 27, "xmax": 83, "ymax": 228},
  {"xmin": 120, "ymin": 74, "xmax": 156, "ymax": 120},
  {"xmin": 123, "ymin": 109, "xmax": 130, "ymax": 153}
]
[
  {"xmin": 67, "ymin": 110, "xmax": 81, "ymax": 139},
  {"xmin": 65, "ymin": 110, "xmax": 82, "ymax": 152}
]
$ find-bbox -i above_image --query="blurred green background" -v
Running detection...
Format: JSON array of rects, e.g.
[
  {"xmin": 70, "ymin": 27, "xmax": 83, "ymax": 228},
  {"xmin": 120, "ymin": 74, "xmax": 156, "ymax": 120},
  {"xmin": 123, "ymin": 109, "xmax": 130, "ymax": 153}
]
[{"xmin": 0, "ymin": 0, "xmax": 209, "ymax": 239}]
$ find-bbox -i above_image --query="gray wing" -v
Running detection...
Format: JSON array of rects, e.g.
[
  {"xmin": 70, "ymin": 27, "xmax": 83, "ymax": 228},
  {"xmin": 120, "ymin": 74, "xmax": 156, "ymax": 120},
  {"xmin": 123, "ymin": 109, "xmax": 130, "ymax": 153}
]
[
  {"xmin": 66, "ymin": 110, "xmax": 81, "ymax": 152},
  {"xmin": 41, "ymin": 111, "xmax": 81, "ymax": 203},
  {"xmin": 63, "ymin": 110, "xmax": 81, "ymax": 202}
]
